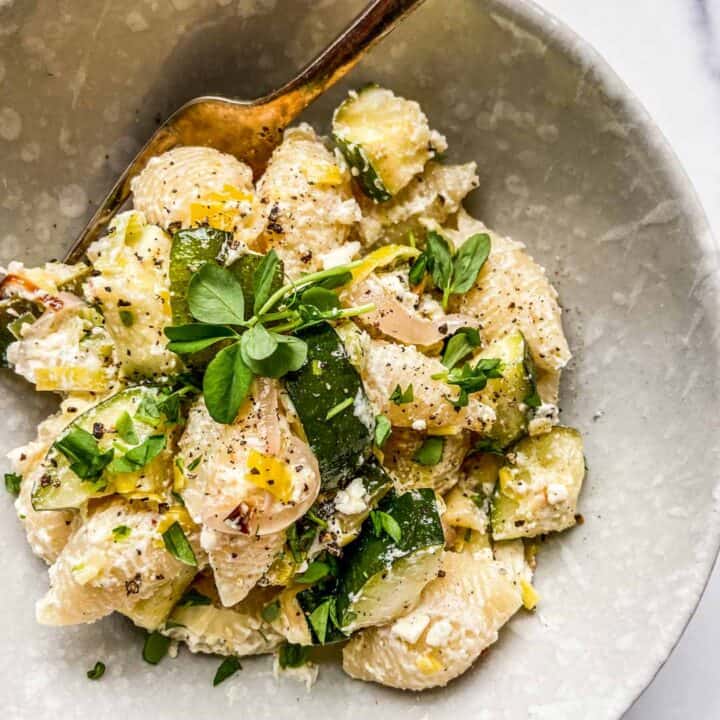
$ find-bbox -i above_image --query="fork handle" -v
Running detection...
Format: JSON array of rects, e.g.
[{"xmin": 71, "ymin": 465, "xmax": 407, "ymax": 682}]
[{"xmin": 263, "ymin": 0, "xmax": 426, "ymax": 121}]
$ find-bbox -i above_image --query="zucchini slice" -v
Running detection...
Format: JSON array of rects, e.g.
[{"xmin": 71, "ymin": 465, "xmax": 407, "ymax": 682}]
[
  {"xmin": 31, "ymin": 386, "xmax": 174, "ymax": 511},
  {"xmin": 284, "ymin": 322, "xmax": 373, "ymax": 490},
  {"xmin": 169, "ymin": 226, "xmax": 230, "ymax": 324},
  {"xmin": 332, "ymin": 85, "xmax": 444, "ymax": 201},
  {"xmin": 477, "ymin": 330, "xmax": 536, "ymax": 448},
  {"xmin": 335, "ymin": 488, "xmax": 444, "ymax": 633},
  {"xmin": 490, "ymin": 427, "xmax": 585, "ymax": 540}
]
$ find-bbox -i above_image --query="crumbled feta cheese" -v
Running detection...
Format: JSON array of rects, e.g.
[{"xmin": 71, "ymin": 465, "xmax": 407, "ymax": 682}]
[
  {"xmin": 390, "ymin": 613, "xmax": 430, "ymax": 644},
  {"xmin": 319, "ymin": 241, "xmax": 361, "ymax": 269},
  {"xmin": 411, "ymin": 419, "xmax": 427, "ymax": 432},
  {"xmin": 528, "ymin": 403, "xmax": 560, "ymax": 436},
  {"xmin": 352, "ymin": 387, "xmax": 374, "ymax": 431},
  {"xmin": 425, "ymin": 619, "xmax": 452, "ymax": 647},
  {"xmin": 334, "ymin": 477, "xmax": 368, "ymax": 515},
  {"xmin": 546, "ymin": 483, "xmax": 569, "ymax": 505}
]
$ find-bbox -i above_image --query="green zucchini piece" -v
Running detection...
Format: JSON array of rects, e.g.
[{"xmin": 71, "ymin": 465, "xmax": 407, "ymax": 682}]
[
  {"xmin": 31, "ymin": 386, "xmax": 174, "ymax": 511},
  {"xmin": 169, "ymin": 226, "xmax": 230, "ymax": 324},
  {"xmin": 332, "ymin": 85, "xmax": 443, "ymax": 201},
  {"xmin": 490, "ymin": 427, "xmax": 585, "ymax": 540},
  {"xmin": 477, "ymin": 330, "xmax": 536, "ymax": 448},
  {"xmin": 284, "ymin": 322, "xmax": 373, "ymax": 490},
  {"xmin": 335, "ymin": 488, "xmax": 444, "ymax": 633}
]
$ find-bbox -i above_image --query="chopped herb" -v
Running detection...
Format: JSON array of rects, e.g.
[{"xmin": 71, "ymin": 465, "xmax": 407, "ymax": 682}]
[
  {"xmin": 4, "ymin": 471, "xmax": 21, "ymax": 495},
  {"xmin": 373, "ymin": 414, "xmax": 392, "ymax": 448},
  {"xmin": 434, "ymin": 358, "xmax": 503, "ymax": 408},
  {"xmin": 111, "ymin": 525, "xmax": 131, "ymax": 541},
  {"xmin": 442, "ymin": 327, "xmax": 481, "ymax": 370},
  {"xmin": 325, "ymin": 396, "xmax": 353, "ymax": 421},
  {"xmin": 308, "ymin": 598, "xmax": 333, "ymax": 644},
  {"xmin": 294, "ymin": 561, "xmax": 330, "ymax": 585},
  {"xmin": 389, "ymin": 383, "xmax": 414, "ymax": 405},
  {"xmin": 108, "ymin": 434, "xmax": 166, "ymax": 474},
  {"xmin": 177, "ymin": 588, "xmax": 212, "ymax": 607},
  {"xmin": 524, "ymin": 386, "xmax": 541, "ymax": 409},
  {"xmin": 213, "ymin": 656, "xmax": 242, "ymax": 686},
  {"xmin": 450, "ymin": 233, "xmax": 491, "ymax": 295},
  {"xmin": 409, "ymin": 230, "xmax": 491, "ymax": 309},
  {"xmin": 54, "ymin": 428, "xmax": 114, "ymax": 480},
  {"xmin": 161, "ymin": 521, "xmax": 197, "ymax": 566},
  {"xmin": 369, "ymin": 510, "xmax": 402, "ymax": 543},
  {"xmin": 261, "ymin": 600, "xmax": 281, "ymax": 623},
  {"xmin": 86, "ymin": 661, "xmax": 105, "ymax": 680},
  {"xmin": 119, "ymin": 309, "xmax": 134, "ymax": 327},
  {"xmin": 171, "ymin": 490, "xmax": 185, "ymax": 507},
  {"xmin": 186, "ymin": 455, "xmax": 202, "ymax": 472},
  {"xmin": 278, "ymin": 643, "xmax": 310, "ymax": 669},
  {"xmin": 413, "ymin": 436, "xmax": 445, "ymax": 466},
  {"xmin": 473, "ymin": 438, "xmax": 505, "ymax": 456},
  {"xmin": 408, "ymin": 252, "xmax": 428, "ymax": 286},
  {"xmin": 142, "ymin": 631, "xmax": 171, "ymax": 665},
  {"xmin": 306, "ymin": 509, "xmax": 328, "ymax": 529},
  {"xmin": 471, "ymin": 494, "xmax": 486, "ymax": 510},
  {"xmin": 115, "ymin": 411, "xmax": 138, "ymax": 445}
]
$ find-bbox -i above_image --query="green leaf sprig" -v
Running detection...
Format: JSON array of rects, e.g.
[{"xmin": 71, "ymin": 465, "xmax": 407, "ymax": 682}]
[
  {"xmin": 432, "ymin": 358, "xmax": 504, "ymax": 408},
  {"xmin": 409, "ymin": 230, "xmax": 491, "ymax": 309},
  {"xmin": 164, "ymin": 253, "xmax": 374, "ymax": 424}
]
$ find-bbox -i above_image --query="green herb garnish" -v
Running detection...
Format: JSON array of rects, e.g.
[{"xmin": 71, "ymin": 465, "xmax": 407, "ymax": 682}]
[
  {"xmin": 410, "ymin": 230, "xmax": 491, "ymax": 309},
  {"xmin": 473, "ymin": 438, "xmax": 505, "ymax": 456},
  {"xmin": 142, "ymin": 631, "xmax": 170, "ymax": 665},
  {"xmin": 161, "ymin": 521, "xmax": 197, "ymax": 567},
  {"xmin": 374, "ymin": 414, "xmax": 392, "ymax": 448},
  {"xmin": 115, "ymin": 411, "xmax": 138, "ymax": 445},
  {"xmin": 4, "ymin": 472, "xmax": 21, "ymax": 495},
  {"xmin": 187, "ymin": 262, "xmax": 246, "ymax": 325},
  {"xmin": 294, "ymin": 561, "xmax": 330, "ymax": 585},
  {"xmin": 119, "ymin": 309, "xmax": 134, "ymax": 327},
  {"xmin": 278, "ymin": 643, "xmax": 310, "ymax": 669},
  {"xmin": 442, "ymin": 327, "xmax": 481, "ymax": 370},
  {"xmin": 308, "ymin": 598, "xmax": 334, "ymax": 644},
  {"xmin": 389, "ymin": 384, "xmax": 414, "ymax": 405},
  {"xmin": 369, "ymin": 510, "xmax": 402, "ymax": 543},
  {"xmin": 111, "ymin": 525, "xmax": 131, "ymax": 541},
  {"xmin": 433, "ymin": 358, "xmax": 503, "ymax": 408},
  {"xmin": 108, "ymin": 434, "xmax": 166, "ymax": 474},
  {"xmin": 86, "ymin": 661, "xmax": 105, "ymax": 680},
  {"xmin": 325, "ymin": 397, "xmax": 353, "ymax": 421},
  {"xmin": 213, "ymin": 656, "xmax": 242, "ymax": 686},
  {"xmin": 164, "ymin": 258, "xmax": 373, "ymax": 425},
  {"xmin": 186, "ymin": 455, "xmax": 202, "ymax": 472},
  {"xmin": 54, "ymin": 428, "xmax": 114, "ymax": 480},
  {"xmin": 412, "ymin": 436, "xmax": 445, "ymax": 466}
]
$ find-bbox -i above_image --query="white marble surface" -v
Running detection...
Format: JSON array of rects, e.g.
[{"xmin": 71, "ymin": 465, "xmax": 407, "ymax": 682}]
[{"xmin": 534, "ymin": 0, "xmax": 720, "ymax": 717}]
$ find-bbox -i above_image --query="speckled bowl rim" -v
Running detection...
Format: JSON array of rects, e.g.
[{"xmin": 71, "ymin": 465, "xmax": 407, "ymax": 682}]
[{"xmin": 488, "ymin": 0, "xmax": 720, "ymax": 715}]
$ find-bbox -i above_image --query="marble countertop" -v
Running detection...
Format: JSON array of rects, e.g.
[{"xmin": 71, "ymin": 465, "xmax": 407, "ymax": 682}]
[{"xmin": 535, "ymin": 0, "xmax": 720, "ymax": 717}]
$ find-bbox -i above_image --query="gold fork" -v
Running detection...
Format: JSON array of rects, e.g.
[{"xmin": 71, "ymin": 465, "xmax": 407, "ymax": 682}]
[{"xmin": 64, "ymin": 0, "xmax": 425, "ymax": 263}]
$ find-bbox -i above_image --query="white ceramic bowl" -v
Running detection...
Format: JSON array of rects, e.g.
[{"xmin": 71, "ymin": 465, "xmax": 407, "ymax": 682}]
[{"xmin": 1, "ymin": 1, "xmax": 718, "ymax": 718}]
